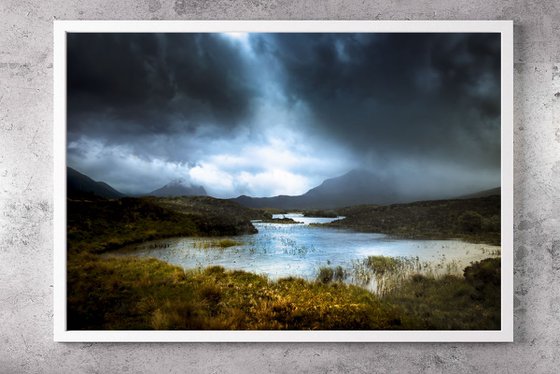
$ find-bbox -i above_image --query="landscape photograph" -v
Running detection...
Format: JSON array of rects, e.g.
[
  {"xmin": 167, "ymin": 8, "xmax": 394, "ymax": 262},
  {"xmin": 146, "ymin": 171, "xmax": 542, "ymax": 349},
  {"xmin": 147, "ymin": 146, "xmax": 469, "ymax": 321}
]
[{"xmin": 65, "ymin": 31, "xmax": 502, "ymax": 331}]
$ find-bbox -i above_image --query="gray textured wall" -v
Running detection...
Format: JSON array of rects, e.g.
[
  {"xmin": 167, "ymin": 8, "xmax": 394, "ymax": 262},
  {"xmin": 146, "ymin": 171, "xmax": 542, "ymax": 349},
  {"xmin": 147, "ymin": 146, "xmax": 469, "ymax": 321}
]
[{"xmin": 0, "ymin": 0, "xmax": 558, "ymax": 372}]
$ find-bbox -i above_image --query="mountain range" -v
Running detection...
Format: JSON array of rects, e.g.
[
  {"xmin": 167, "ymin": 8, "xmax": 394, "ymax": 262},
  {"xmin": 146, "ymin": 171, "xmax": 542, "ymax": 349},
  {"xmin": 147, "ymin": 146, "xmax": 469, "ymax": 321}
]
[
  {"xmin": 67, "ymin": 167, "xmax": 206, "ymax": 199},
  {"xmin": 231, "ymin": 169, "xmax": 401, "ymax": 210},
  {"xmin": 67, "ymin": 166, "xmax": 500, "ymax": 209}
]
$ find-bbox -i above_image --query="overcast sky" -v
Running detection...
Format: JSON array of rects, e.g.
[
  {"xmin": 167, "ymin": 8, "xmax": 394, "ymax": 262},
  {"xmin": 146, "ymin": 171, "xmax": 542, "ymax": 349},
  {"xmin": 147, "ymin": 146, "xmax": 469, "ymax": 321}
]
[{"xmin": 67, "ymin": 32, "xmax": 501, "ymax": 198}]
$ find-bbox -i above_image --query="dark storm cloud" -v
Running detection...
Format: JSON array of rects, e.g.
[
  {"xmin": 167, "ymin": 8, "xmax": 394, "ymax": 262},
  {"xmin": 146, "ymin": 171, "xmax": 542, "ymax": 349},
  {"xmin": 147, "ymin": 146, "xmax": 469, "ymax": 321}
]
[
  {"xmin": 67, "ymin": 33, "xmax": 255, "ymax": 140},
  {"xmin": 255, "ymin": 33, "xmax": 501, "ymax": 169},
  {"xmin": 67, "ymin": 32, "xmax": 501, "ymax": 197}
]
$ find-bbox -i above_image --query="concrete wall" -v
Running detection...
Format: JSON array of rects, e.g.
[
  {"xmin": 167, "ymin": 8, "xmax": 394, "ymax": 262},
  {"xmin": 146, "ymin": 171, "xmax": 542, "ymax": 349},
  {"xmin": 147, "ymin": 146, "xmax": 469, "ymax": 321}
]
[{"xmin": 1, "ymin": 1, "xmax": 558, "ymax": 372}]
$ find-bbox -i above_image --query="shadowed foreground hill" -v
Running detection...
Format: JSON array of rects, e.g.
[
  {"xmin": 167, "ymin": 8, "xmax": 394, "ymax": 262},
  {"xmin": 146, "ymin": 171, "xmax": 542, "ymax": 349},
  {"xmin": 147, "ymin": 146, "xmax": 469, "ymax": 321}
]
[
  {"xmin": 67, "ymin": 196, "xmax": 267, "ymax": 254},
  {"xmin": 327, "ymin": 195, "xmax": 500, "ymax": 245},
  {"xmin": 149, "ymin": 196, "xmax": 267, "ymax": 235}
]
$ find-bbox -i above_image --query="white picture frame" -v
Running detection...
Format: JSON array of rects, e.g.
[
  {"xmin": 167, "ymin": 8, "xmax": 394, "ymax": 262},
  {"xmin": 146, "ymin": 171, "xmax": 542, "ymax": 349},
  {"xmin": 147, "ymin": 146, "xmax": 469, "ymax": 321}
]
[{"xmin": 53, "ymin": 20, "xmax": 513, "ymax": 342}]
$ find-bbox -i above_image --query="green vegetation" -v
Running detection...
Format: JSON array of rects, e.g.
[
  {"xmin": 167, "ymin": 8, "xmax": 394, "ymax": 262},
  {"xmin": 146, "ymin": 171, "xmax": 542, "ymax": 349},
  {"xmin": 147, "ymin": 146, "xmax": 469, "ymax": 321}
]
[
  {"xmin": 214, "ymin": 239, "xmax": 242, "ymax": 248},
  {"xmin": 383, "ymin": 257, "xmax": 501, "ymax": 330},
  {"xmin": 68, "ymin": 255, "xmax": 500, "ymax": 330},
  {"xmin": 314, "ymin": 256, "xmax": 500, "ymax": 330},
  {"xmin": 193, "ymin": 239, "xmax": 243, "ymax": 249},
  {"xmin": 351, "ymin": 255, "xmax": 462, "ymax": 295},
  {"xmin": 362, "ymin": 256, "xmax": 416, "ymax": 296},
  {"xmin": 316, "ymin": 266, "xmax": 346, "ymax": 284},
  {"xmin": 328, "ymin": 196, "xmax": 500, "ymax": 245}
]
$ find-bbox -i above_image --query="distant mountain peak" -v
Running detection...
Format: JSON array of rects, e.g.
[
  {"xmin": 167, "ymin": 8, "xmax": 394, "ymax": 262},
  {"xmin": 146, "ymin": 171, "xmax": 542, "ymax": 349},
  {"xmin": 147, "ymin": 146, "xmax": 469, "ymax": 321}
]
[
  {"xmin": 342, "ymin": 168, "xmax": 372, "ymax": 177},
  {"xmin": 165, "ymin": 178, "xmax": 192, "ymax": 187},
  {"xmin": 148, "ymin": 179, "xmax": 207, "ymax": 197}
]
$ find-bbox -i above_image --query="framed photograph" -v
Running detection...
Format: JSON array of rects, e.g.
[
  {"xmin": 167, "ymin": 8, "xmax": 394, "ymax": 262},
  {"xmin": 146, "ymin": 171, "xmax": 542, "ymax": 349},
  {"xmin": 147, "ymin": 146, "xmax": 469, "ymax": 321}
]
[{"xmin": 53, "ymin": 20, "xmax": 513, "ymax": 342}]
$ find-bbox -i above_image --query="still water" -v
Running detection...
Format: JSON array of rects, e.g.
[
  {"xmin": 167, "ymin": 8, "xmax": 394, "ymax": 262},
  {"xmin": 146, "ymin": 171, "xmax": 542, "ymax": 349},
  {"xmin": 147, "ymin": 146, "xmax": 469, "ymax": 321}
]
[{"xmin": 113, "ymin": 213, "xmax": 500, "ymax": 281}]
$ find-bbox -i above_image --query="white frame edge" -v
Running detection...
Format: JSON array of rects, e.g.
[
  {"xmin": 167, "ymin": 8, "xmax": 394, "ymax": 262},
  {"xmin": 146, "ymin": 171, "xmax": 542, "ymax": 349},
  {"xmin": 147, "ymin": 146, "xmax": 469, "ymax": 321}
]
[{"xmin": 53, "ymin": 20, "xmax": 514, "ymax": 343}]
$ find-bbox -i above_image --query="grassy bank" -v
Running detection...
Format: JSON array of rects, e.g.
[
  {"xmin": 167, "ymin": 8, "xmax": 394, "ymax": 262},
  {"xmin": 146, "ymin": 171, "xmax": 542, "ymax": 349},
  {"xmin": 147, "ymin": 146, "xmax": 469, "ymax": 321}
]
[
  {"xmin": 327, "ymin": 195, "xmax": 500, "ymax": 245},
  {"xmin": 68, "ymin": 255, "xmax": 500, "ymax": 330},
  {"xmin": 67, "ymin": 198, "xmax": 199, "ymax": 254}
]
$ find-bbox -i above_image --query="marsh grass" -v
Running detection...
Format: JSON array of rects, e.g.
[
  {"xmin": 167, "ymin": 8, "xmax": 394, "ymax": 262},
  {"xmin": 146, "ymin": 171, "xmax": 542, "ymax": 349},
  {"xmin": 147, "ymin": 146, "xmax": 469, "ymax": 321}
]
[
  {"xmin": 316, "ymin": 266, "xmax": 346, "ymax": 284},
  {"xmin": 68, "ymin": 254, "xmax": 501, "ymax": 330},
  {"xmin": 481, "ymin": 246, "xmax": 501, "ymax": 257},
  {"xmin": 351, "ymin": 255, "xmax": 465, "ymax": 295},
  {"xmin": 193, "ymin": 239, "xmax": 243, "ymax": 249},
  {"xmin": 315, "ymin": 255, "xmax": 471, "ymax": 297},
  {"xmin": 279, "ymin": 237, "xmax": 314, "ymax": 256},
  {"xmin": 383, "ymin": 257, "xmax": 501, "ymax": 330},
  {"xmin": 68, "ymin": 256, "xmax": 400, "ymax": 330},
  {"xmin": 312, "ymin": 256, "xmax": 501, "ymax": 330}
]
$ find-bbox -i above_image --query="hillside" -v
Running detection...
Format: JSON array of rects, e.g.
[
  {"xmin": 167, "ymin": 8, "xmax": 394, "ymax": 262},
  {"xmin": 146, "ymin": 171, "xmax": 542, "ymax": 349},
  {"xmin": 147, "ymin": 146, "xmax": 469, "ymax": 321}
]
[
  {"xmin": 327, "ymin": 195, "xmax": 501, "ymax": 245},
  {"xmin": 67, "ymin": 167, "xmax": 125, "ymax": 199},
  {"xmin": 67, "ymin": 196, "xmax": 268, "ymax": 254},
  {"xmin": 148, "ymin": 195, "xmax": 268, "ymax": 236},
  {"xmin": 457, "ymin": 187, "xmax": 501, "ymax": 199}
]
